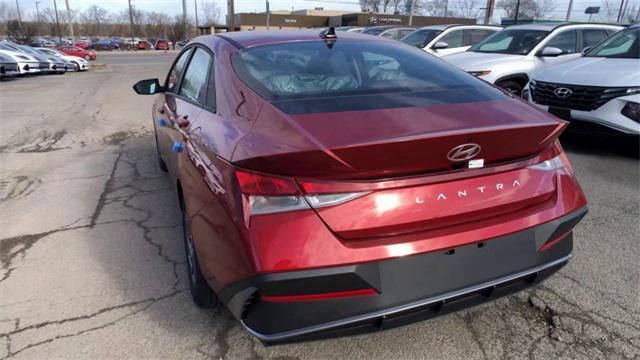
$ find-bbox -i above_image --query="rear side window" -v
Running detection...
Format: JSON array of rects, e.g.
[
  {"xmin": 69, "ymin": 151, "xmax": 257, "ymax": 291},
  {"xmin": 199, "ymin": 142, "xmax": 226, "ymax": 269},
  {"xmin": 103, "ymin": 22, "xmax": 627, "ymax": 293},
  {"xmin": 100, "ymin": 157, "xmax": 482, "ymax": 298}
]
[
  {"xmin": 179, "ymin": 48, "xmax": 212, "ymax": 104},
  {"xmin": 440, "ymin": 30, "xmax": 464, "ymax": 48},
  {"xmin": 582, "ymin": 29, "xmax": 609, "ymax": 49},
  {"xmin": 166, "ymin": 48, "xmax": 192, "ymax": 92},
  {"xmin": 232, "ymin": 40, "xmax": 505, "ymax": 113},
  {"xmin": 546, "ymin": 30, "xmax": 577, "ymax": 54},
  {"xmin": 464, "ymin": 29, "xmax": 495, "ymax": 46}
]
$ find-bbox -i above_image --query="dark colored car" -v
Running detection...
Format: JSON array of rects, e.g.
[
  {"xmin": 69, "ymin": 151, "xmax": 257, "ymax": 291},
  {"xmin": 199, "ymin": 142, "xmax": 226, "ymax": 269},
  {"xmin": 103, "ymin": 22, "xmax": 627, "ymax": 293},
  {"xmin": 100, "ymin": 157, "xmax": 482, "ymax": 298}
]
[
  {"xmin": 133, "ymin": 29, "xmax": 587, "ymax": 343},
  {"xmin": 91, "ymin": 39, "xmax": 113, "ymax": 51},
  {"xmin": 57, "ymin": 45, "xmax": 96, "ymax": 60},
  {"xmin": 155, "ymin": 39, "xmax": 170, "ymax": 50}
]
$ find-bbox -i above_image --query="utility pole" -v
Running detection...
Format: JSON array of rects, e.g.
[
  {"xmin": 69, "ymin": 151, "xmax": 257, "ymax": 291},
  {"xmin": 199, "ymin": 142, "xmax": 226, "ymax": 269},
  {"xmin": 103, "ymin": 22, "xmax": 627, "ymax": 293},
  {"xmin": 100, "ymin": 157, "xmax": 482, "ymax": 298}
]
[
  {"xmin": 444, "ymin": 0, "xmax": 448, "ymax": 17},
  {"xmin": 483, "ymin": 0, "xmax": 495, "ymax": 24},
  {"xmin": 514, "ymin": 0, "xmax": 521, "ymax": 24},
  {"xmin": 617, "ymin": 0, "xmax": 625, "ymax": 23},
  {"xmin": 53, "ymin": 0, "xmax": 62, "ymax": 43},
  {"xmin": 227, "ymin": 0, "xmax": 235, "ymax": 32},
  {"xmin": 565, "ymin": 0, "xmax": 573, "ymax": 21},
  {"xmin": 35, "ymin": 1, "xmax": 41, "ymax": 35},
  {"xmin": 621, "ymin": 0, "xmax": 629, "ymax": 22},
  {"xmin": 15, "ymin": 0, "xmax": 23, "ymax": 31},
  {"xmin": 636, "ymin": 5, "xmax": 640, "ymax": 22},
  {"xmin": 408, "ymin": 0, "xmax": 415, "ymax": 25},
  {"xmin": 194, "ymin": 0, "xmax": 199, "ymax": 28},
  {"xmin": 266, "ymin": 0, "xmax": 270, "ymax": 30},
  {"xmin": 64, "ymin": 0, "xmax": 74, "ymax": 42},
  {"xmin": 182, "ymin": 0, "xmax": 188, "ymax": 37},
  {"xmin": 128, "ymin": 0, "xmax": 135, "ymax": 45}
]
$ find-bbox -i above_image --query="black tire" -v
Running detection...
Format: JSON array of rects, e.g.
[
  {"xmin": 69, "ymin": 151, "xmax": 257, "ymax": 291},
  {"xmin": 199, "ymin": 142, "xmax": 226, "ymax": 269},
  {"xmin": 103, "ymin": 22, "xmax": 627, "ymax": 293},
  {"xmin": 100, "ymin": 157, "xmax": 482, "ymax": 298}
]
[
  {"xmin": 497, "ymin": 80, "xmax": 523, "ymax": 97},
  {"xmin": 181, "ymin": 198, "xmax": 218, "ymax": 308},
  {"xmin": 72, "ymin": 62, "xmax": 80, "ymax": 71}
]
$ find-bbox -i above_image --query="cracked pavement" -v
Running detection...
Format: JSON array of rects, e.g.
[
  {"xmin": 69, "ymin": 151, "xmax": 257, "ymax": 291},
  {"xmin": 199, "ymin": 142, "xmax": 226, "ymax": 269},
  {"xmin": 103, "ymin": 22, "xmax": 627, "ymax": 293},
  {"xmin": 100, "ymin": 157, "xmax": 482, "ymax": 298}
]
[{"xmin": 0, "ymin": 53, "xmax": 638, "ymax": 359}]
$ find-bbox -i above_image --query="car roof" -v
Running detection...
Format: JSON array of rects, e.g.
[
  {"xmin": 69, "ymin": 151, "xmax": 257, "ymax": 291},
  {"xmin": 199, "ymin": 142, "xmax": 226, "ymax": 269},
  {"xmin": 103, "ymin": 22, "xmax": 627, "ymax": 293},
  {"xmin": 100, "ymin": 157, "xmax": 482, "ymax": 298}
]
[
  {"xmin": 419, "ymin": 24, "xmax": 501, "ymax": 31},
  {"xmin": 505, "ymin": 22, "xmax": 621, "ymax": 31},
  {"xmin": 214, "ymin": 29, "xmax": 390, "ymax": 49}
]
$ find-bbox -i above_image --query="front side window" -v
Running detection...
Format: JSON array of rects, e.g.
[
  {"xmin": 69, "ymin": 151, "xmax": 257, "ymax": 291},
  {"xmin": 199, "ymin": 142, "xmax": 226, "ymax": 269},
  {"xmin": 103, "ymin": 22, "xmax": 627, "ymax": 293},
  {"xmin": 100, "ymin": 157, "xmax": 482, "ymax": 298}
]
[
  {"xmin": 179, "ymin": 48, "xmax": 212, "ymax": 104},
  {"xmin": 232, "ymin": 40, "xmax": 505, "ymax": 113},
  {"xmin": 545, "ymin": 30, "xmax": 577, "ymax": 54},
  {"xmin": 470, "ymin": 30, "xmax": 549, "ymax": 55},
  {"xmin": 439, "ymin": 30, "xmax": 464, "ymax": 48},
  {"xmin": 166, "ymin": 48, "xmax": 192, "ymax": 92},
  {"xmin": 586, "ymin": 28, "xmax": 639, "ymax": 59}
]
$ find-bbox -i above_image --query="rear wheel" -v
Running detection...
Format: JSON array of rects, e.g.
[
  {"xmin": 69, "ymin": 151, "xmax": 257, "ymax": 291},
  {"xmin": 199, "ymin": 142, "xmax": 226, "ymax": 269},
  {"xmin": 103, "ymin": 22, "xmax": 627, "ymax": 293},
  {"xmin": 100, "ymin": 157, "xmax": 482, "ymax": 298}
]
[
  {"xmin": 181, "ymin": 197, "xmax": 218, "ymax": 308},
  {"xmin": 497, "ymin": 80, "xmax": 523, "ymax": 97}
]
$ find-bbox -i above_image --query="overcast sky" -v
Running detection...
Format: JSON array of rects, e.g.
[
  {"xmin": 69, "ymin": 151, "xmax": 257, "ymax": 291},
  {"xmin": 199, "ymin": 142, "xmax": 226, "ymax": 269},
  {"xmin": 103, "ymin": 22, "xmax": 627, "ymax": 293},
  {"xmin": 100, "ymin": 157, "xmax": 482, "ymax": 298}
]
[{"xmin": 11, "ymin": 0, "xmax": 640, "ymax": 23}]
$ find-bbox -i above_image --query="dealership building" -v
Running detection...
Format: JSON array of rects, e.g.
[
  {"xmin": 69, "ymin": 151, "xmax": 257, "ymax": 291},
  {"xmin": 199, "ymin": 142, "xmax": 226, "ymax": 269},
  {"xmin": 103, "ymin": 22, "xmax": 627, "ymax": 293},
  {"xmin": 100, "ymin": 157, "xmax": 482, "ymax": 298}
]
[{"xmin": 199, "ymin": 9, "xmax": 474, "ymax": 33}]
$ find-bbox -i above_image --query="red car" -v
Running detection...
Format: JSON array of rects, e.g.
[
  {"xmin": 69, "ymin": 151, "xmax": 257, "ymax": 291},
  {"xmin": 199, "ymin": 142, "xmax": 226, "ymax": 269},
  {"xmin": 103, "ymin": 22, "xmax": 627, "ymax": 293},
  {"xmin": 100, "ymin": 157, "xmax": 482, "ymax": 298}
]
[
  {"xmin": 155, "ymin": 39, "xmax": 169, "ymax": 50},
  {"xmin": 57, "ymin": 45, "xmax": 96, "ymax": 60},
  {"xmin": 138, "ymin": 40, "xmax": 151, "ymax": 50},
  {"xmin": 74, "ymin": 41, "xmax": 89, "ymax": 49},
  {"xmin": 133, "ymin": 30, "xmax": 587, "ymax": 343}
]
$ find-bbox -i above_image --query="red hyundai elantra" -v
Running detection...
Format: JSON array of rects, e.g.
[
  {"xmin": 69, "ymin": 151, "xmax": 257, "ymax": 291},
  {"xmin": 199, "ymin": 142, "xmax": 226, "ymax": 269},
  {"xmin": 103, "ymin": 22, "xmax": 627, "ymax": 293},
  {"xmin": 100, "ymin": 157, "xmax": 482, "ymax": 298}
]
[{"xmin": 133, "ymin": 28, "xmax": 587, "ymax": 343}]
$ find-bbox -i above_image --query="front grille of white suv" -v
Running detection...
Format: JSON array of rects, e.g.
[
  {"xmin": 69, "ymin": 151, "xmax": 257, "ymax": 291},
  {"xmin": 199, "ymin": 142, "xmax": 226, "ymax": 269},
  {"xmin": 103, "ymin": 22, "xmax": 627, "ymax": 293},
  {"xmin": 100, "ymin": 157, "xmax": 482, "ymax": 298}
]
[{"xmin": 530, "ymin": 81, "xmax": 630, "ymax": 111}]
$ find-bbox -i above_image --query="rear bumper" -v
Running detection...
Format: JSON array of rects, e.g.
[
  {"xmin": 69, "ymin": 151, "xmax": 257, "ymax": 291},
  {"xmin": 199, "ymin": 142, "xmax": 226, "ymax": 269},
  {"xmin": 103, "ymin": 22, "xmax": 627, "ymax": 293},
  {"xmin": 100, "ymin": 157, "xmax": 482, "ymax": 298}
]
[{"xmin": 220, "ymin": 207, "xmax": 586, "ymax": 343}]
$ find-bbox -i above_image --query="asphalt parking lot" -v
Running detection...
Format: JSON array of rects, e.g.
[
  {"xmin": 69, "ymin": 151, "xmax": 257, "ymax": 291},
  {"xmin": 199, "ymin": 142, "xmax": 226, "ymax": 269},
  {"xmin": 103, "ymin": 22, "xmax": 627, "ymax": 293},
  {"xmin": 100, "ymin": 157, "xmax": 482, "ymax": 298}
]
[{"xmin": 0, "ymin": 52, "xmax": 638, "ymax": 360}]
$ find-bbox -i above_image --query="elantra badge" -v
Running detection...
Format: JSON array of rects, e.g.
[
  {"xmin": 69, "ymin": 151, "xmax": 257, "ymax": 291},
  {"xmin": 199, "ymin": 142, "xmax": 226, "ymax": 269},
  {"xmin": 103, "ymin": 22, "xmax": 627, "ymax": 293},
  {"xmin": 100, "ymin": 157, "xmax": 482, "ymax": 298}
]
[
  {"xmin": 554, "ymin": 87, "xmax": 573, "ymax": 98},
  {"xmin": 447, "ymin": 143, "xmax": 481, "ymax": 162}
]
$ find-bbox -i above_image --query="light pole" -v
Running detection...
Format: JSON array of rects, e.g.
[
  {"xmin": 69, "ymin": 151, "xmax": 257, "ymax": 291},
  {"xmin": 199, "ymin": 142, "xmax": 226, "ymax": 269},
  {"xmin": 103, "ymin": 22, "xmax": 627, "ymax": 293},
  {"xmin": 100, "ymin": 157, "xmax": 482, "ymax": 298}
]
[
  {"xmin": 513, "ymin": 0, "xmax": 521, "ymax": 24},
  {"xmin": 35, "ymin": 1, "xmax": 41, "ymax": 35},
  {"xmin": 53, "ymin": 0, "xmax": 62, "ymax": 43},
  {"xmin": 194, "ymin": 0, "xmax": 199, "ymax": 28}
]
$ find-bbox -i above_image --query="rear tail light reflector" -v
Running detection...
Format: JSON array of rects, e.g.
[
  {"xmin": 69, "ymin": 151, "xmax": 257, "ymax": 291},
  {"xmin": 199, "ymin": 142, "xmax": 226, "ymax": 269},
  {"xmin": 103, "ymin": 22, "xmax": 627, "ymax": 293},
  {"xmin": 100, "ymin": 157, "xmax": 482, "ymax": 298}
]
[{"xmin": 261, "ymin": 288, "xmax": 378, "ymax": 303}]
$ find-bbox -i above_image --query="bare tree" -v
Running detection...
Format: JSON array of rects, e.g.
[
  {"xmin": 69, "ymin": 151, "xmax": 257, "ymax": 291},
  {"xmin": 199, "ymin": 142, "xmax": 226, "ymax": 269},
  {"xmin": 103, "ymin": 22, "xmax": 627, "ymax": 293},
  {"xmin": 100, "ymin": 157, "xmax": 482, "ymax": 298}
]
[
  {"xmin": 81, "ymin": 5, "xmax": 110, "ymax": 37},
  {"xmin": 453, "ymin": 0, "xmax": 482, "ymax": 18},
  {"xmin": 529, "ymin": 0, "xmax": 556, "ymax": 18},
  {"xmin": 144, "ymin": 11, "xmax": 170, "ymax": 38},
  {"xmin": 168, "ymin": 15, "xmax": 187, "ymax": 49},
  {"xmin": 0, "ymin": 1, "xmax": 18, "ymax": 36},
  {"xmin": 497, "ymin": 0, "xmax": 556, "ymax": 19},
  {"xmin": 200, "ymin": 1, "xmax": 221, "ymax": 25}
]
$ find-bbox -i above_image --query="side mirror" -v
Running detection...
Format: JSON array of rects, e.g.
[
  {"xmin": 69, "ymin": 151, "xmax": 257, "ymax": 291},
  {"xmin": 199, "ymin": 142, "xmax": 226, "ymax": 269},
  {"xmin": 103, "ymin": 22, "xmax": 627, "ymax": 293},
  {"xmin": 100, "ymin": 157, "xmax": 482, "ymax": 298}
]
[
  {"xmin": 581, "ymin": 46, "xmax": 592, "ymax": 55},
  {"xmin": 539, "ymin": 46, "xmax": 564, "ymax": 57},
  {"xmin": 432, "ymin": 41, "xmax": 449, "ymax": 50},
  {"xmin": 133, "ymin": 78, "xmax": 163, "ymax": 95}
]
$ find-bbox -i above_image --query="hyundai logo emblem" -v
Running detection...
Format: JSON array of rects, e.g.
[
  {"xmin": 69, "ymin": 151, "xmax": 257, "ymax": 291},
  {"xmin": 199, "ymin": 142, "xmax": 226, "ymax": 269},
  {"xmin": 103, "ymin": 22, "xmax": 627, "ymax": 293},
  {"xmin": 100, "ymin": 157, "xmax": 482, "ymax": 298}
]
[
  {"xmin": 554, "ymin": 87, "xmax": 573, "ymax": 98},
  {"xmin": 447, "ymin": 143, "xmax": 482, "ymax": 162}
]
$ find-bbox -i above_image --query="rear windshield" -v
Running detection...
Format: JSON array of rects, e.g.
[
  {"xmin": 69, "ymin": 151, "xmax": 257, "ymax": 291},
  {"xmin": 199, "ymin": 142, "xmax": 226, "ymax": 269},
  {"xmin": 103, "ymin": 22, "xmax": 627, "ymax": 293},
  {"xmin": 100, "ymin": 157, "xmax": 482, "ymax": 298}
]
[
  {"xmin": 469, "ymin": 29, "xmax": 549, "ymax": 55},
  {"xmin": 231, "ymin": 40, "xmax": 504, "ymax": 114},
  {"xmin": 585, "ymin": 28, "xmax": 639, "ymax": 59}
]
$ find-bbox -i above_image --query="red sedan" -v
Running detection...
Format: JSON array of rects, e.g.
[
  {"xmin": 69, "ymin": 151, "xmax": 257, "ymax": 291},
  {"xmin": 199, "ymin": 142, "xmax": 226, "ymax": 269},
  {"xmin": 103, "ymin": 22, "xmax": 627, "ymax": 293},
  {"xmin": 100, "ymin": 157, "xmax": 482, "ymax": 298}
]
[
  {"xmin": 74, "ymin": 41, "xmax": 89, "ymax": 49},
  {"xmin": 132, "ymin": 30, "xmax": 587, "ymax": 343},
  {"xmin": 154, "ymin": 39, "xmax": 169, "ymax": 50},
  {"xmin": 57, "ymin": 45, "xmax": 96, "ymax": 60}
]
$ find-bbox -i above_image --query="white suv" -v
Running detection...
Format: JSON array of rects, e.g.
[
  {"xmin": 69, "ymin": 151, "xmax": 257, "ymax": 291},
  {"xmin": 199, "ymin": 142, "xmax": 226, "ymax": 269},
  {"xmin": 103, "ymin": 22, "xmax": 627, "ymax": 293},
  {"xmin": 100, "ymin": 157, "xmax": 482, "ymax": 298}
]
[
  {"xmin": 443, "ymin": 23, "xmax": 622, "ymax": 94},
  {"xmin": 525, "ymin": 25, "xmax": 639, "ymax": 135},
  {"xmin": 401, "ymin": 25, "xmax": 501, "ymax": 57}
]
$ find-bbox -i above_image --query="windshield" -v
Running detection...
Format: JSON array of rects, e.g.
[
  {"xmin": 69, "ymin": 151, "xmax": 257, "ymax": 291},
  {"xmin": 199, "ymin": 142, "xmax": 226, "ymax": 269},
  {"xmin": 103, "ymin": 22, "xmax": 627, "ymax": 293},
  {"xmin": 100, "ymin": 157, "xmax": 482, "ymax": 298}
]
[
  {"xmin": 231, "ymin": 40, "xmax": 505, "ymax": 113},
  {"xmin": 469, "ymin": 29, "xmax": 549, "ymax": 55},
  {"xmin": 585, "ymin": 28, "xmax": 639, "ymax": 59},
  {"xmin": 401, "ymin": 29, "xmax": 442, "ymax": 48}
]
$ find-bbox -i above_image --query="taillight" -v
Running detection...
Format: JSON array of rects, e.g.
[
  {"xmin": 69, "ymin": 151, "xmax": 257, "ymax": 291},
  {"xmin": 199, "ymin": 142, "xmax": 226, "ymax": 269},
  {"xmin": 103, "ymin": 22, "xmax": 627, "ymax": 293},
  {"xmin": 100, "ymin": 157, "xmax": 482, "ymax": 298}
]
[{"xmin": 235, "ymin": 169, "xmax": 368, "ymax": 217}]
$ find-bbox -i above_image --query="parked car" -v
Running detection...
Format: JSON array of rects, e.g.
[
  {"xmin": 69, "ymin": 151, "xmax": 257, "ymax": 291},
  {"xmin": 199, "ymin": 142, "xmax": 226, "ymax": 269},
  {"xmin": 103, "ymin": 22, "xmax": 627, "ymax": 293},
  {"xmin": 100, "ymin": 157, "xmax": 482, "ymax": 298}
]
[
  {"xmin": 154, "ymin": 39, "xmax": 169, "ymax": 50},
  {"xmin": 30, "ymin": 37, "xmax": 56, "ymax": 48},
  {"xmin": 137, "ymin": 40, "xmax": 152, "ymax": 50},
  {"xmin": 132, "ymin": 29, "xmax": 587, "ymax": 343},
  {"xmin": 176, "ymin": 38, "xmax": 191, "ymax": 47},
  {"xmin": 377, "ymin": 26, "xmax": 416, "ymax": 40},
  {"xmin": 57, "ymin": 45, "xmax": 96, "ymax": 60},
  {"xmin": 401, "ymin": 25, "xmax": 501, "ymax": 57},
  {"xmin": 0, "ymin": 52, "xmax": 19, "ymax": 78},
  {"xmin": 91, "ymin": 38, "xmax": 113, "ymax": 51},
  {"xmin": 336, "ymin": 26, "xmax": 365, "ymax": 33},
  {"xmin": 0, "ymin": 41, "xmax": 51, "ymax": 73},
  {"xmin": 74, "ymin": 40, "xmax": 90, "ymax": 49},
  {"xmin": 110, "ymin": 38, "xmax": 122, "ymax": 49},
  {"xmin": 361, "ymin": 25, "xmax": 407, "ymax": 37},
  {"xmin": 36, "ymin": 47, "xmax": 90, "ymax": 72},
  {"xmin": 0, "ymin": 49, "xmax": 40, "ymax": 74},
  {"xmin": 444, "ymin": 23, "xmax": 622, "ymax": 95},
  {"xmin": 525, "ymin": 25, "xmax": 640, "ymax": 135},
  {"xmin": 14, "ymin": 43, "xmax": 68, "ymax": 74}
]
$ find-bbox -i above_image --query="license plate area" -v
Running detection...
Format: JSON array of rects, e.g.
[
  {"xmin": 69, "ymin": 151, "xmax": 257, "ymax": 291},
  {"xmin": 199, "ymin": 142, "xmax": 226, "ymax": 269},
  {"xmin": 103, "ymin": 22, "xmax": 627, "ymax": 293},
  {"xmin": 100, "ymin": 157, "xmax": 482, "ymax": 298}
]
[{"xmin": 549, "ymin": 107, "xmax": 571, "ymax": 120}]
